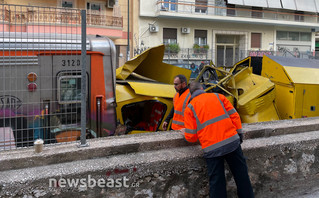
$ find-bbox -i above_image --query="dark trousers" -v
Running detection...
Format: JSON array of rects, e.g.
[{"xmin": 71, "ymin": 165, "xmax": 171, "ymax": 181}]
[{"xmin": 206, "ymin": 145, "xmax": 254, "ymax": 198}]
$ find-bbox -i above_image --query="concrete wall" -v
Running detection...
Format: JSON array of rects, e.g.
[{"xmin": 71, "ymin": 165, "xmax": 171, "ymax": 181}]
[{"xmin": 1, "ymin": 117, "xmax": 319, "ymax": 197}]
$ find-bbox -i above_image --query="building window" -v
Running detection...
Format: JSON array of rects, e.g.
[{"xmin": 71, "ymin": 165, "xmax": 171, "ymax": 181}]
[
  {"xmin": 227, "ymin": 4, "xmax": 236, "ymax": 16},
  {"xmin": 277, "ymin": 31, "xmax": 288, "ymax": 40},
  {"xmin": 162, "ymin": 0, "xmax": 177, "ymax": 11},
  {"xmin": 251, "ymin": 33, "xmax": 261, "ymax": 48},
  {"xmin": 277, "ymin": 31, "xmax": 311, "ymax": 41},
  {"xmin": 108, "ymin": 0, "xmax": 115, "ymax": 8},
  {"xmin": 87, "ymin": 3, "xmax": 101, "ymax": 11},
  {"xmin": 295, "ymin": 11, "xmax": 304, "ymax": 22},
  {"xmin": 216, "ymin": 35, "xmax": 240, "ymax": 67},
  {"xmin": 194, "ymin": 30, "xmax": 207, "ymax": 46},
  {"xmin": 252, "ymin": 7, "xmax": 262, "ymax": 18},
  {"xmin": 163, "ymin": 28, "xmax": 177, "ymax": 44},
  {"xmin": 87, "ymin": 2, "xmax": 104, "ymax": 14},
  {"xmin": 195, "ymin": 0, "xmax": 207, "ymax": 13},
  {"xmin": 62, "ymin": 0, "xmax": 73, "ymax": 8},
  {"xmin": 289, "ymin": 32, "xmax": 299, "ymax": 41},
  {"xmin": 300, "ymin": 32, "xmax": 311, "ymax": 41},
  {"xmin": 214, "ymin": 0, "xmax": 226, "ymax": 16}
]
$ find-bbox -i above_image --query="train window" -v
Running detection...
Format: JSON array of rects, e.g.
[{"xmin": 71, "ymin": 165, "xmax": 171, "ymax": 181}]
[
  {"xmin": 57, "ymin": 73, "xmax": 87, "ymax": 104},
  {"xmin": 121, "ymin": 100, "xmax": 167, "ymax": 134}
]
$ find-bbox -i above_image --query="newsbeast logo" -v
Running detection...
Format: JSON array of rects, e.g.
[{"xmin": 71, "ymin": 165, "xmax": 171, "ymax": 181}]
[{"xmin": 49, "ymin": 167, "xmax": 139, "ymax": 188}]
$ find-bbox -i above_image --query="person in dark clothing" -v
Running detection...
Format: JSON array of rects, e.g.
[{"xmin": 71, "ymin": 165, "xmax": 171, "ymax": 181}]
[
  {"xmin": 182, "ymin": 81, "xmax": 254, "ymax": 198},
  {"xmin": 198, "ymin": 61, "xmax": 205, "ymax": 72},
  {"xmin": 162, "ymin": 74, "xmax": 190, "ymax": 131},
  {"xmin": 190, "ymin": 63, "xmax": 199, "ymax": 78}
]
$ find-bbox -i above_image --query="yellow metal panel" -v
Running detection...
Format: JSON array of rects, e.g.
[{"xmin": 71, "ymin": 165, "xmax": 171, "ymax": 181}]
[
  {"xmin": 240, "ymin": 102, "xmax": 279, "ymax": 123},
  {"xmin": 294, "ymin": 85, "xmax": 306, "ymax": 118},
  {"xmin": 294, "ymin": 84, "xmax": 319, "ymax": 118},
  {"xmin": 284, "ymin": 66, "xmax": 319, "ymax": 84},
  {"xmin": 127, "ymin": 82, "xmax": 176, "ymax": 98},
  {"xmin": 300, "ymin": 84, "xmax": 319, "ymax": 117},
  {"xmin": 232, "ymin": 68, "xmax": 275, "ymax": 106},
  {"xmin": 224, "ymin": 66, "xmax": 279, "ymax": 123},
  {"xmin": 261, "ymin": 56, "xmax": 293, "ymax": 85},
  {"xmin": 116, "ymin": 45, "xmax": 191, "ymax": 84},
  {"xmin": 274, "ymin": 84, "xmax": 295, "ymax": 119},
  {"xmin": 115, "ymin": 84, "xmax": 137, "ymax": 103}
]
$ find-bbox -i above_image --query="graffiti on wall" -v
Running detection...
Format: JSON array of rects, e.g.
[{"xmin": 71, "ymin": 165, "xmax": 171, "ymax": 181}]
[{"xmin": 0, "ymin": 95, "xmax": 22, "ymax": 110}]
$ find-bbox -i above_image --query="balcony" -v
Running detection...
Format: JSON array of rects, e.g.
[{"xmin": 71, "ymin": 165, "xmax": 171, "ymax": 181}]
[
  {"xmin": 0, "ymin": 4, "xmax": 123, "ymax": 38},
  {"xmin": 0, "ymin": 5, "xmax": 123, "ymax": 29},
  {"xmin": 155, "ymin": 1, "xmax": 319, "ymax": 28}
]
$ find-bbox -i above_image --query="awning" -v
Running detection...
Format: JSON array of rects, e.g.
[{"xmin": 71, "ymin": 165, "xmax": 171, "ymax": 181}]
[
  {"xmin": 267, "ymin": 0, "xmax": 282, "ymax": 9},
  {"xmin": 244, "ymin": 0, "xmax": 267, "ymax": 7},
  {"xmin": 316, "ymin": 0, "xmax": 319, "ymax": 12},
  {"xmin": 281, "ymin": 0, "xmax": 297, "ymax": 10},
  {"xmin": 227, "ymin": 0, "xmax": 244, "ymax": 5},
  {"xmin": 295, "ymin": 0, "xmax": 317, "ymax": 12},
  {"xmin": 228, "ymin": 0, "xmax": 318, "ymax": 12}
]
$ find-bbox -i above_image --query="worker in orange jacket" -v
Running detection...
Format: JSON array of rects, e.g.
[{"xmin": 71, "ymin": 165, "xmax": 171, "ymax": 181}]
[
  {"xmin": 182, "ymin": 81, "xmax": 254, "ymax": 198},
  {"xmin": 162, "ymin": 74, "xmax": 191, "ymax": 130}
]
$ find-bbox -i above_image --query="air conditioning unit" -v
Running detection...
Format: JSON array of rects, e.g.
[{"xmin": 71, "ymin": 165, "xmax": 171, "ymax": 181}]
[
  {"xmin": 181, "ymin": 27, "xmax": 190, "ymax": 34},
  {"xmin": 108, "ymin": 0, "xmax": 115, "ymax": 8},
  {"xmin": 149, "ymin": 25, "xmax": 159, "ymax": 33}
]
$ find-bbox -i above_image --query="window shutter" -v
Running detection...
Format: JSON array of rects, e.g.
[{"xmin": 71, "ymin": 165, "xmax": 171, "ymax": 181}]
[{"xmin": 251, "ymin": 33, "xmax": 261, "ymax": 48}]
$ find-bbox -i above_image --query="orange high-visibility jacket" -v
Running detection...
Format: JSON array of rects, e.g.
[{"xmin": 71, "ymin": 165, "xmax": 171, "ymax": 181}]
[
  {"xmin": 172, "ymin": 89, "xmax": 191, "ymax": 130},
  {"xmin": 184, "ymin": 93, "xmax": 243, "ymax": 154}
]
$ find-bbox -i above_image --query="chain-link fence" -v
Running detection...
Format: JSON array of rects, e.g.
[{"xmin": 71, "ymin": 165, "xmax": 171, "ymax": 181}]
[{"xmin": 0, "ymin": 4, "xmax": 117, "ymax": 151}]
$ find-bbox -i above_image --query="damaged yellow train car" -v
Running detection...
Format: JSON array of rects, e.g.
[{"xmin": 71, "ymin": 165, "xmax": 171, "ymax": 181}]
[
  {"xmin": 116, "ymin": 44, "xmax": 319, "ymax": 130},
  {"xmin": 115, "ymin": 45, "xmax": 191, "ymax": 134},
  {"xmin": 195, "ymin": 57, "xmax": 280, "ymax": 123},
  {"xmin": 262, "ymin": 55, "xmax": 319, "ymax": 119}
]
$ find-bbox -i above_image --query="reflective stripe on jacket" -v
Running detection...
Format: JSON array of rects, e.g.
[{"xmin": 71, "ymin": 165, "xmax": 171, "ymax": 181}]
[
  {"xmin": 184, "ymin": 93, "xmax": 243, "ymax": 154},
  {"xmin": 172, "ymin": 89, "xmax": 191, "ymax": 130}
]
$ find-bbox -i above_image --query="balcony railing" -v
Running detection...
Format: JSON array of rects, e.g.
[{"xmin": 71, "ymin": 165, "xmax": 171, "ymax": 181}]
[
  {"xmin": 156, "ymin": 1, "xmax": 319, "ymax": 24},
  {"xmin": 134, "ymin": 47, "xmax": 318, "ymax": 68},
  {"xmin": 0, "ymin": 6, "xmax": 123, "ymax": 28}
]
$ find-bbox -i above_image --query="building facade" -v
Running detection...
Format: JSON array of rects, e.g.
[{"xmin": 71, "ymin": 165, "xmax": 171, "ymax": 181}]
[
  {"xmin": 138, "ymin": 0, "xmax": 319, "ymax": 67},
  {"xmin": 0, "ymin": 0, "xmax": 134, "ymax": 67}
]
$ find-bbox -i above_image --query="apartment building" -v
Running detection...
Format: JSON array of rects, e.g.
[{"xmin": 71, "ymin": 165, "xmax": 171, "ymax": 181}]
[
  {"xmin": 0, "ymin": 0, "xmax": 134, "ymax": 67},
  {"xmin": 138, "ymin": 0, "xmax": 319, "ymax": 66}
]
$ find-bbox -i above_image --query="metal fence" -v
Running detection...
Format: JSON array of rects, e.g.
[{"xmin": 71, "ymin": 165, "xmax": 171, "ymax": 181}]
[
  {"xmin": 0, "ymin": 4, "xmax": 89, "ymax": 151},
  {"xmin": 134, "ymin": 47, "xmax": 317, "ymax": 65}
]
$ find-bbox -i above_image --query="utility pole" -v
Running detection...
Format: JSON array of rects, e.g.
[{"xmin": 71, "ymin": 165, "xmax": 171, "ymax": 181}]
[{"xmin": 126, "ymin": 0, "xmax": 130, "ymax": 61}]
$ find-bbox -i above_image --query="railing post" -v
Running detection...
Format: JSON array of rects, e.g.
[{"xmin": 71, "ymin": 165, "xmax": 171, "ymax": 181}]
[{"xmin": 79, "ymin": 9, "xmax": 89, "ymax": 148}]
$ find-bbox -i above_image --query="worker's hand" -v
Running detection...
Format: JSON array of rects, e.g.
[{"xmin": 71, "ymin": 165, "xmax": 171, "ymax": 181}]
[
  {"xmin": 162, "ymin": 121, "xmax": 168, "ymax": 131},
  {"xmin": 239, "ymin": 133, "xmax": 243, "ymax": 144}
]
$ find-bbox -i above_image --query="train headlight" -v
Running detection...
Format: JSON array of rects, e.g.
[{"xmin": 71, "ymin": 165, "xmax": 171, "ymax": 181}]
[
  {"xmin": 27, "ymin": 72, "xmax": 37, "ymax": 82},
  {"xmin": 27, "ymin": 83, "xmax": 37, "ymax": 92}
]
